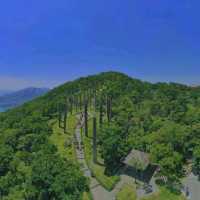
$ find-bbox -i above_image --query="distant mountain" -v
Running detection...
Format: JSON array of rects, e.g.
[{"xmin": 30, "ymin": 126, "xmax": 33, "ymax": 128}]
[
  {"xmin": 0, "ymin": 87, "xmax": 49, "ymax": 110},
  {"xmin": 0, "ymin": 90, "xmax": 13, "ymax": 96},
  {"xmin": 1, "ymin": 72, "xmax": 200, "ymax": 199}
]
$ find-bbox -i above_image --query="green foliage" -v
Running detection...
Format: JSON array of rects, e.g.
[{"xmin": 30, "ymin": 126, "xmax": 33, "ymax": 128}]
[
  {"xmin": 193, "ymin": 146, "xmax": 200, "ymax": 176},
  {"xmin": 49, "ymin": 118, "xmax": 76, "ymax": 161},
  {"xmin": 1, "ymin": 71, "xmax": 200, "ymax": 198},
  {"xmin": 96, "ymin": 73, "xmax": 200, "ymax": 184},
  {"xmin": 84, "ymin": 118, "xmax": 120, "ymax": 191},
  {"xmin": 100, "ymin": 123, "xmax": 130, "ymax": 173},
  {"xmin": 116, "ymin": 184, "xmax": 137, "ymax": 200},
  {"xmin": 141, "ymin": 186, "xmax": 186, "ymax": 200},
  {"xmin": 29, "ymin": 149, "xmax": 88, "ymax": 200}
]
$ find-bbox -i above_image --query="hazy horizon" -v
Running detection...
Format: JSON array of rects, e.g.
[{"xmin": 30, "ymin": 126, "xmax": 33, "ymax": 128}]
[
  {"xmin": 0, "ymin": 69, "xmax": 199, "ymax": 91},
  {"xmin": 1, "ymin": 0, "xmax": 200, "ymax": 89},
  {"xmin": 1, "ymin": 1, "xmax": 200, "ymax": 199}
]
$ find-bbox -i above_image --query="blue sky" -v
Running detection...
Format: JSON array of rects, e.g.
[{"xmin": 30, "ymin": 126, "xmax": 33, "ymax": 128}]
[{"xmin": 0, "ymin": 0, "xmax": 199, "ymax": 90}]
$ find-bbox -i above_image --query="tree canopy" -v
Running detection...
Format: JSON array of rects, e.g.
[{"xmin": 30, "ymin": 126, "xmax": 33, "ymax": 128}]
[{"xmin": 1, "ymin": 71, "xmax": 200, "ymax": 198}]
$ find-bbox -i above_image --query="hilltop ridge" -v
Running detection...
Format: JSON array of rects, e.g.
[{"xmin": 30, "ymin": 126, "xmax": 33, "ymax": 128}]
[{"xmin": 0, "ymin": 71, "xmax": 199, "ymax": 200}]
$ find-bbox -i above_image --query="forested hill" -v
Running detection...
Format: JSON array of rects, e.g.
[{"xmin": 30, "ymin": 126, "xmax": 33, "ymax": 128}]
[{"xmin": 0, "ymin": 71, "xmax": 200, "ymax": 199}]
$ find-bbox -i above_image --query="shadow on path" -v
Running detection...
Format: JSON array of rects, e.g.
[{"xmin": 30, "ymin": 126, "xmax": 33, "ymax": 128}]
[{"xmin": 74, "ymin": 114, "xmax": 156, "ymax": 200}]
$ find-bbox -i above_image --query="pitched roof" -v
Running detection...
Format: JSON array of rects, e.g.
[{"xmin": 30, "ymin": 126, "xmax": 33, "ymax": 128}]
[{"xmin": 123, "ymin": 149, "xmax": 150, "ymax": 170}]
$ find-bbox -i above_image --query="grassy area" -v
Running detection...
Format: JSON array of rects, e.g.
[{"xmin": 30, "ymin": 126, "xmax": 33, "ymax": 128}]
[
  {"xmin": 83, "ymin": 114, "xmax": 120, "ymax": 191},
  {"xmin": 50, "ymin": 111, "xmax": 120, "ymax": 191},
  {"xmin": 48, "ymin": 112, "xmax": 186, "ymax": 200},
  {"xmin": 141, "ymin": 186, "xmax": 186, "ymax": 200},
  {"xmin": 116, "ymin": 184, "xmax": 185, "ymax": 200},
  {"xmin": 49, "ymin": 115, "xmax": 94, "ymax": 200},
  {"xmin": 116, "ymin": 184, "xmax": 137, "ymax": 200},
  {"xmin": 49, "ymin": 114, "xmax": 77, "ymax": 161},
  {"xmin": 49, "ymin": 113, "xmax": 187, "ymax": 200},
  {"xmin": 82, "ymin": 192, "xmax": 93, "ymax": 200}
]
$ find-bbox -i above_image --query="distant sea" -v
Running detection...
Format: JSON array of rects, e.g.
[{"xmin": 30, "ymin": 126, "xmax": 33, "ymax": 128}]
[{"xmin": 0, "ymin": 107, "xmax": 6, "ymax": 112}]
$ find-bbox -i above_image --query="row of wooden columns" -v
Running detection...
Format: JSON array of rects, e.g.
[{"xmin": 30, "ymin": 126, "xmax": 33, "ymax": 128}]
[{"xmin": 58, "ymin": 90, "xmax": 113, "ymax": 163}]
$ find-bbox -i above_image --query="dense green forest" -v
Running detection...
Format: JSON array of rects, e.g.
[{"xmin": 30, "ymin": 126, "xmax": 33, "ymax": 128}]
[{"xmin": 0, "ymin": 71, "xmax": 200, "ymax": 199}]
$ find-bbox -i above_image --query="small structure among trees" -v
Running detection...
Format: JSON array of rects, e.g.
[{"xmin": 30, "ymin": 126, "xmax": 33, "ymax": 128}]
[
  {"xmin": 123, "ymin": 149, "xmax": 157, "ymax": 183},
  {"xmin": 123, "ymin": 149, "xmax": 150, "ymax": 171}
]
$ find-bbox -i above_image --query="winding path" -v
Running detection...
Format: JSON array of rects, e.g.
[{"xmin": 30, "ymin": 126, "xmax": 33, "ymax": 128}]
[
  {"xmin": 75, "ymin": 126, "xmax": 114, "ymax": 200},
  {"xmin": 183, "ymin": 173, "xmax": 200, "ymax": 200},
  {"xmin": 74, "ymin": 114, "xmax": 137, "ymax": 200}
]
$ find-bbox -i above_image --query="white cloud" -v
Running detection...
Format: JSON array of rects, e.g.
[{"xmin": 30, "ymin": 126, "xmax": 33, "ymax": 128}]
[{"xmin": 0, "ymin": 76, "xmax": 63, "ymax": 90}]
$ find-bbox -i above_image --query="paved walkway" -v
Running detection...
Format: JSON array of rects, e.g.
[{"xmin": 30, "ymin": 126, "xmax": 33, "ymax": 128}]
[
  {"xmin": 74, "ymin": 114, "xmax": 156, "ymax": 200},
  {"xmin": 112, "ymin": 174, "xmax": 135, "ymax": 196},
  {"xmin": 136, "ymin": 176, "xmax": 158, "ymax": 199},
  {"xmin": 183, "ymin": 173, "xmax": 200, "ymax": 200},
  {"xmin": 75, "ymin": 125, "xmax": 114, "ymax": 200}
]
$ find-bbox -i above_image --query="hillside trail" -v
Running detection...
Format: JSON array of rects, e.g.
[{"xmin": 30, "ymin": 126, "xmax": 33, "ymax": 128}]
[{"xmin": 74, "ymin": 113, "xmax": 135, "ymax": 200}]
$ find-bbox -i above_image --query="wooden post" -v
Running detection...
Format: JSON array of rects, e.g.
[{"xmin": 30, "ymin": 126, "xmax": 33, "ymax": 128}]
[
  {"xmin": 89, "ymin": 89, "xmax": 93, "ymax": 108},
  {"xmin": 64, "ymin": 104, "xmax": 68, "ymax": 133},
  {"xmin": 70, "ymin": 96, "xmax": 73, "ymax": 114},
  {"xmin": 93, "ymin": 93, "xmax": 97, "ymax": 163},
  {"xmin": 84, "ymin": 98, "xmax": 88, "ymax": 137},
  {"xmin": 106, "ymin": 95, "xmax": 110, "ymax": 122},
  {"xmin": 106, "ymin": 95, "xmax": 112, "ymax": 123},
  {"xmin": 58, "ymin": 104, "xmax": 62, "ymax": 128},
  {"xmin": 99, "ymin": 95, "xmax": 103, "ymax": 128},
  {"xmin": 79, "ymin": 94, "xmax": 81, "ymax": 111},
  {"xmin": 74, "ymin": 95, "xmax": 78, "ymax": 112}
]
